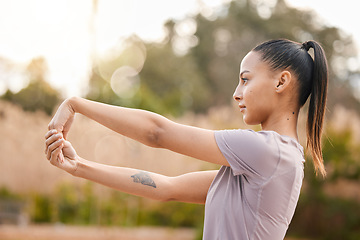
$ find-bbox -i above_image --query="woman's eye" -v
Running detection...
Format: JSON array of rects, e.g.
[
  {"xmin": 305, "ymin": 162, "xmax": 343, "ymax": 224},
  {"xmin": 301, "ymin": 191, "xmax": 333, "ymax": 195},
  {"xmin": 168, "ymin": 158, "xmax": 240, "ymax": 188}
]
[{"xmin": 241, "ymin": 78, "xmax": 248, "ymax": 84}]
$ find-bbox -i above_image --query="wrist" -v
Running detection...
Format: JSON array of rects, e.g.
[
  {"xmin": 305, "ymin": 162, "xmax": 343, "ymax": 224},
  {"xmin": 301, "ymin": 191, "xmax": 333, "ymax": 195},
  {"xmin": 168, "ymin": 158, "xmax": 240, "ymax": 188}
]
[
  {"xmin": 68, "ymin": 96, "xmax": 81, "ymax": 114},
  {"xmin": 72, "ymin": 157, "xmax": 86, "ymax": 177}
]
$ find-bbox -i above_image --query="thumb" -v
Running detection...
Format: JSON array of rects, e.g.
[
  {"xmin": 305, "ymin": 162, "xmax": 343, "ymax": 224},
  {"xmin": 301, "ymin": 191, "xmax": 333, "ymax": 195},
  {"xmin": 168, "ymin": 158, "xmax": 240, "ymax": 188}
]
[
  {"xmin": 62, "ymin": 140, "xmax": 77, "ymax": 159},
  {"xmin": 48, "ymin": 121, "xmax": 63, "ymax": 133}
]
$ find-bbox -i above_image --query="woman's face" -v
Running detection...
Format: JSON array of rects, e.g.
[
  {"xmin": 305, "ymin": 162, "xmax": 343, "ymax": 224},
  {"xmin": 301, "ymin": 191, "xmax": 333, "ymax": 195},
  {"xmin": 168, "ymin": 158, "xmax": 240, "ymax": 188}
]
[{"xmin": 233, "ymin": 51, "xmax": 280, "ymax": 125}]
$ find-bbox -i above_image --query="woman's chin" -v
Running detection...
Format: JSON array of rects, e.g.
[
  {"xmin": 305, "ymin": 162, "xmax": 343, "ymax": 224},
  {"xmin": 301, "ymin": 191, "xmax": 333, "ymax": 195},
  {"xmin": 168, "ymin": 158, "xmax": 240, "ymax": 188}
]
[
  {"xmin": 243, "ymin": 116, "xmax": 259, "ymax": 126},
  {"xmin": 242, "ymin": 115, "xmax": 251, "ymax": 125}
]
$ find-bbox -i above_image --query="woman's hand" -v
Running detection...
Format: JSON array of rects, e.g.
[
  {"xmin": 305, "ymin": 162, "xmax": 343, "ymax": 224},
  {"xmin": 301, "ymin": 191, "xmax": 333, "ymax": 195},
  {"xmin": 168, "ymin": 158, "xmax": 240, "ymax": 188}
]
[
  {"xmin": 45, "ymin": 129, "xmax": 79, "ymax": 175},
  {"xmin": 48, "ymin": 98, "xmax": 76, "ymax": 139}
]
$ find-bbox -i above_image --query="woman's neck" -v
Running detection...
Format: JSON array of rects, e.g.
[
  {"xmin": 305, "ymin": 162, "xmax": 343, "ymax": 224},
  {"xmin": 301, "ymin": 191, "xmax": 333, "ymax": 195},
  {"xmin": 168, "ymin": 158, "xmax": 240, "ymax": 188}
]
[{"xmin": 261, "ymin": 109, "xmax": 299, "ymax": 141}]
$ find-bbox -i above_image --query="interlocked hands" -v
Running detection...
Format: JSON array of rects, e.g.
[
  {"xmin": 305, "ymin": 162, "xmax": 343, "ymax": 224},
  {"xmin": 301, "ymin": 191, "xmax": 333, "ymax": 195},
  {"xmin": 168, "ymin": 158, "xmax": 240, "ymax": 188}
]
[{"xmin": 44, "ymin": 98, "xmax": 79, "ymax": 175}]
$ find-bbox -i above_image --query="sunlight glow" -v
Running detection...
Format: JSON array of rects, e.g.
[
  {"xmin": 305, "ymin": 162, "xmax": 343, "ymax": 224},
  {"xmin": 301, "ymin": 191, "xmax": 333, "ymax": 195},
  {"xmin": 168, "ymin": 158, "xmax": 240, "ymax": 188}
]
[{"xmin": 0, "ymin": 0, "xmax": 359, "ymax": 97}]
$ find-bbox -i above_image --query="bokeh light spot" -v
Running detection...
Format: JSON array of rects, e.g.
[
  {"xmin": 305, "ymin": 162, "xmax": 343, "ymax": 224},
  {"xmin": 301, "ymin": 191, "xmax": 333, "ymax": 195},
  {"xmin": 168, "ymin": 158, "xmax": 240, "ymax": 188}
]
[{"xmin": 110, "ymin": 66, "xmax": 140, "ymax": 99}]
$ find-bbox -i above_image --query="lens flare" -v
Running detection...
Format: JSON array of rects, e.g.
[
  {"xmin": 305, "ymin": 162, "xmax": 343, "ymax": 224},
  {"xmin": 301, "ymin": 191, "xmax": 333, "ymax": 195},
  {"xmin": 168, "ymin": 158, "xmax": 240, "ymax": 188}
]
[
  {"xmin": 96, "ymin": 38, "xmax": 146, "ymax": 82},
  {"xmin": 110, "ymin": 66, "xmax": 140, "ymax": 98}
]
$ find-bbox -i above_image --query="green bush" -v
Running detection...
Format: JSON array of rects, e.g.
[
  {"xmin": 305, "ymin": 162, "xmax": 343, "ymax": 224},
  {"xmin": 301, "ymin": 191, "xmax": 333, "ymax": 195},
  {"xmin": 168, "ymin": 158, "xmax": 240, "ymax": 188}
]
[
  {"xmin": 139, "ymin": 201, "xmax": 204, "ymax": 228},
  {"xmin": 30, "ymin": 193, "xmax": 53, "ymax": 223},
  {"xmin": 287, "ymin": 128, "xmax": 360, "ymax": 240},
  {"xmin": 1, "ymin": 79, "xmax": 61, "ymax": 116}
]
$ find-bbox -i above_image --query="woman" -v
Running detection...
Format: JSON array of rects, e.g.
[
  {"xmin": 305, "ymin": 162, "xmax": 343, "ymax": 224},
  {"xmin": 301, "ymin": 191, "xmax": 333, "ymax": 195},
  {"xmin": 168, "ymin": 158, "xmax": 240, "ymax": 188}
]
[{"xmin": 45, "ymin": 39, "xmax": 328, "ymax": 239}]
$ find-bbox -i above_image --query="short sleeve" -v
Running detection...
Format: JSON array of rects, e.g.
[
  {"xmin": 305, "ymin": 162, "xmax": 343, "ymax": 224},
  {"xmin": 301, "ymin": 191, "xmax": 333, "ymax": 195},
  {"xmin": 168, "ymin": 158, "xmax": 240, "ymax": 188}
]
[{"xmin": 214, "ymin": 129, "xmax": 277, "ymax": 178}]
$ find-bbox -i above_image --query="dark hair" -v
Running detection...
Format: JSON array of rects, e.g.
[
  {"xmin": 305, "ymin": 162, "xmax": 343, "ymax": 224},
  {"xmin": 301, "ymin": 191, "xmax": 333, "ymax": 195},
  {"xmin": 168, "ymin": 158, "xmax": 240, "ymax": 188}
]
[{"xmin": 253, "ymin": 39, "xmax": 328, "ymax": 177}]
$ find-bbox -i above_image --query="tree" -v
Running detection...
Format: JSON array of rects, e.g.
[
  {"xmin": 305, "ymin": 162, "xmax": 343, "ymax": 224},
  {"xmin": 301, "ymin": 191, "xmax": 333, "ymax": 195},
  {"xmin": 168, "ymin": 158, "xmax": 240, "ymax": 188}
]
[
  {"xmin": 86, "ymin": 35, "xmax": 210, "ymax": 116},
  {"xmin": 1, "ymin": 57, "xmax": 61, "ymax": 115},
  {"xmin": 187, "ymin": 0, "xmax": 360, "ymax": 111},
  {"xmin": 85, "ymin": 0, "xmax": 360, "ymax": 115}
]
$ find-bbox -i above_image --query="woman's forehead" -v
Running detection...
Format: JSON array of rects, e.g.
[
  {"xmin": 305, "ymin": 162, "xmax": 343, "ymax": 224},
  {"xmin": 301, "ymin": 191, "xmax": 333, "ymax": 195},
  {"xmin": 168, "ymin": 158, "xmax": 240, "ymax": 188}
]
[{"xmin": 240, "ymin": 51, "xmax": 265, "ymax": 73}]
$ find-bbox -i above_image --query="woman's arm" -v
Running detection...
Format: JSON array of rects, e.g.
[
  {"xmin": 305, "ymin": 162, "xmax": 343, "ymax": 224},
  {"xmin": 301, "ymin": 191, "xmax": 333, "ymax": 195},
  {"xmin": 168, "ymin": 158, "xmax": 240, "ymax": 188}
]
[
  {"xmin": 45, "ymin": 130, "xmax": 217, "ymax": 204},
  {"xmin": 77, "ymin": 160, "xmax": 217, "ymax": 204},
  {"xmin": 49, "ymin": 97, "xmax": 229, "ymax": 166}
]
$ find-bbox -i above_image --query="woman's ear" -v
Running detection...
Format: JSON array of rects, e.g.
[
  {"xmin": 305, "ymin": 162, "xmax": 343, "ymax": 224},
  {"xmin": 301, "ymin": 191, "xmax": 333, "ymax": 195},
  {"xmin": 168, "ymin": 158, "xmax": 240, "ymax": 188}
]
[{"xmin": 275, "ymin": 70, "xmax": 292, "ymax": 93}]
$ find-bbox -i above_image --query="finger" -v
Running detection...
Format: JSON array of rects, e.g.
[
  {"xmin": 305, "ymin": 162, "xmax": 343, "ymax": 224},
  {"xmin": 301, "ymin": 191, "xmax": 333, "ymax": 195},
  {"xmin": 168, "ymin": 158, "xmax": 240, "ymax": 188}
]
[
  {"xmin": 59, "ymin": 150, "xmax": 65, "ymax": 164},
  {"xmin": 45, "ymin": 132, "xmax": 63, "ymax": 147},
  {"xmin": 45, "ymin": 129, "xmax": 57, "ymax": 139},
  {"xmin": 46, "ymin": 138, "xmax": 64, "ymax": 160},
  {"xmin": 45, "ymin": 133, "xmax": 63, "ymax": 155},
  {"xmin": 45, "ymin": 131, "xmax": 56, "ymax": 154},
  {"xmin": 49, "ymin": 144, "xmax": 63, "ymax": 166},
  {"xmin": 48, "ymin": 121, "xmax": 64, "ymax": 134},
  {"xmin": 46, "ymin": 139, "xmax": 63, "ymax": 160},
  {"xmin": 63, "ymin": 140, "xmax": 71, "ymax": 148}
]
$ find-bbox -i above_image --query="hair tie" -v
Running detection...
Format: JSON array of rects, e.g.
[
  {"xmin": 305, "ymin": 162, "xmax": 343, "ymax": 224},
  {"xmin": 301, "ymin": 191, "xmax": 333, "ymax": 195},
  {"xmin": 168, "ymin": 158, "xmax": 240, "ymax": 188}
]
[{"xmin": 302, "ymin": 41, "xmax": 311, "ymax": 51}]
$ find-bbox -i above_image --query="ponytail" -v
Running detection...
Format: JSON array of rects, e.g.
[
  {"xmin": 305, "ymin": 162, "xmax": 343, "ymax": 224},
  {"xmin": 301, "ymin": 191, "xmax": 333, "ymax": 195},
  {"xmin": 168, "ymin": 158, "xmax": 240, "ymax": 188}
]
[
  {"xmin": 253, "ymin": 39, "xmax": 329, "ymax": 177},
  {"xmin": 303, "ymin": 41, "xmax": 328, "ymax": 178}
]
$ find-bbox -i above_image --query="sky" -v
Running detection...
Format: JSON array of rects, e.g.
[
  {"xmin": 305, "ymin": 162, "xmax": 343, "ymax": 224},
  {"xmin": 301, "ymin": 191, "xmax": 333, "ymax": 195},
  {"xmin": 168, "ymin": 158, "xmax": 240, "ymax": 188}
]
[{"xmin": 0, "ymin": 0, "xmax": 359, "ymax": 97}]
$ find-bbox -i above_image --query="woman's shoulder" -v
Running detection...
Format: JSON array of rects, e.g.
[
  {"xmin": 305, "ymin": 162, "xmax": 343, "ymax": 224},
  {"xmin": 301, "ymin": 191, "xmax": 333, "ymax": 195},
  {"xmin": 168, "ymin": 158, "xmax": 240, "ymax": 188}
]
[
  {"xmin": 216, "ymin": 129, "xmax": 304, "ymax": 178},
  {"xmin": 217, "ymin": 129, "xmax": 303, "ymax": 149},
  {"xmin": 214, "ymin": 129, "xmax": 274, "ymax": 162},
  {"xmin": 258, "ymin": 130, "xmax": 304, "ymax": 154},
  {"xmin": 215, "ymin": 129, "xmax": 275, "ymax": 147},
  {"xmin": 215, "ymin": 128, "xmax": 304, "ymax": 166}
]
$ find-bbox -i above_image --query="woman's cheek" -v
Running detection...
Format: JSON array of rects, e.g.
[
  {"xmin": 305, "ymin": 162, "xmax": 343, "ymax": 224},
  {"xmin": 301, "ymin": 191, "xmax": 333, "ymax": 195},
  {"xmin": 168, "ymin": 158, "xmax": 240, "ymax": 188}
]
[{"xmin": 243, "ymin": 88, "xmax": 254, "ymax": 103}]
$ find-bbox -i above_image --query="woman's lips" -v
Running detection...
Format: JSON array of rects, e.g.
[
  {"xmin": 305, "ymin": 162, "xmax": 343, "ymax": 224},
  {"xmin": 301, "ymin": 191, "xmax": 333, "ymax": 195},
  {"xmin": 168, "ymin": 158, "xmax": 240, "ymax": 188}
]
[{"xmin": 239, "ymin": 105, "xmax": 246, "ymax": 112}]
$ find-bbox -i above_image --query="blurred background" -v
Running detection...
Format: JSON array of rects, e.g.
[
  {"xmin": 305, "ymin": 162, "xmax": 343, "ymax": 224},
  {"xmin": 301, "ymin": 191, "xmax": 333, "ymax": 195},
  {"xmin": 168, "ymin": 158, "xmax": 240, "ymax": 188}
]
[{"xmin": 0, "ymin": 0, "xmax": 359, "ymax": 239}]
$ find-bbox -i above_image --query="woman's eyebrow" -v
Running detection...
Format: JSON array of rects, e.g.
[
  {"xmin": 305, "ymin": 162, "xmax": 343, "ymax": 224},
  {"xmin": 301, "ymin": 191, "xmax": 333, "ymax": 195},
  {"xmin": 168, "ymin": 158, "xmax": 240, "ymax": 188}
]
[{"xmin": 240, "ymin": 70, "xmax": 250, "ymax": 77}]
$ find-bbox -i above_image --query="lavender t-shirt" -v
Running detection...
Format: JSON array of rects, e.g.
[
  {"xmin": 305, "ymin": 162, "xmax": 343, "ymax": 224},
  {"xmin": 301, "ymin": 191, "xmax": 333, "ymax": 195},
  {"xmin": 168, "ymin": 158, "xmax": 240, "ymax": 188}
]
[{"xmin": 203, "ymin": 129, "xmax": 305, "ymax": 240}]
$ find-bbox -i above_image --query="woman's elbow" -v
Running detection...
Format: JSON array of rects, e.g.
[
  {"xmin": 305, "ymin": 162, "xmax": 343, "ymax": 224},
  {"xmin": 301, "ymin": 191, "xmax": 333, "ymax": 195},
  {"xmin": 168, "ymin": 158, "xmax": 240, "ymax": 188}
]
[{"xmin": 146, "ymin": 125, "xmax": 165, "ymax": 148}]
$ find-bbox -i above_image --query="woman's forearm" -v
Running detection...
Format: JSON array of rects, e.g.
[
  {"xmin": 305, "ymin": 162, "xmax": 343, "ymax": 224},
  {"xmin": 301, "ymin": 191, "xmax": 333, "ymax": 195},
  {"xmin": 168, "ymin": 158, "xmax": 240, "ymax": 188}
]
[
  {"xmin": 74, "ymin": 157, "xmax": 173, "ymax": 201},
  {"xmin": 69, "ymin": 97, "xmax": 166, "ymax": 147}
]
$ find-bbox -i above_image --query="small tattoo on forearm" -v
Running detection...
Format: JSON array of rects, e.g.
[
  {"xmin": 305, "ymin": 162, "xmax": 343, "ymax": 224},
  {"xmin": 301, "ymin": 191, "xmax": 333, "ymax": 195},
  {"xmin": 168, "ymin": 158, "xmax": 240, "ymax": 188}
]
[{"xmin": 131, "ymin": 171, "xmax": 157, "ymax": 188}]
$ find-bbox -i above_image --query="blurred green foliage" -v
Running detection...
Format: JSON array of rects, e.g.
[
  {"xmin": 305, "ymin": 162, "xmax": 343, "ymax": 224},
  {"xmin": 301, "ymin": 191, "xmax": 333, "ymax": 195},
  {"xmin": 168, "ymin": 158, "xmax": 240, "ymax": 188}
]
[
  {"xmin": 290, "ymin": 189, "xmax": 360, "ymax": 240},
  {"xmin": 1, "ymin": 0, "xmax": 359, "ymax": 116},
  {"xmin": 288, "ymin": 128, "xmax": 360, "ymax": 240},
  {"xmin": 323, "ymin": 129, "xmax": 360, "ymax": 180},
  {"xmin": 1, "ymin": 127, "xmax": 358, "ymax": 239},
  {"xmin": 30, "ymin": 193, "xmax": 53, "ymax": 223},
  {"xmin": 0, "ymin": 0, "xmax": 360, "ymax": 239},
  {"xmin": 1, "ymin": 57, "xmax": 61, "ymax": 115},
  {"xmin": 11, "ymin": 182, "xmax": 205, "ymax": 229},
  {"xmin": 86, "ymin": 37, "xmax": 210, "ymax": 116},
  {"xmin": 0, "ymin": 187, "xmax": 22, "ymax": 201},
  {"xmin": 2, "ymin": 79, "xmax": 61, "ymax": 115},
  {"xmin": 140, "ymin": 201, "xmax": 204, "ymax": 228},
  {"xmin": 86, "ymin": 0, "xmax": 359, "ymax": 116}
]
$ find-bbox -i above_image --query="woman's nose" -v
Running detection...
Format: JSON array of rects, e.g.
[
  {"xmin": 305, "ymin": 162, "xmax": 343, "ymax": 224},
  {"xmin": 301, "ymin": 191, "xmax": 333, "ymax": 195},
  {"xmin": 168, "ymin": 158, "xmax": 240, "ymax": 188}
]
[{"xmin": 233, "ymin": 85, "xmax": 242, "ymax": 102}]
